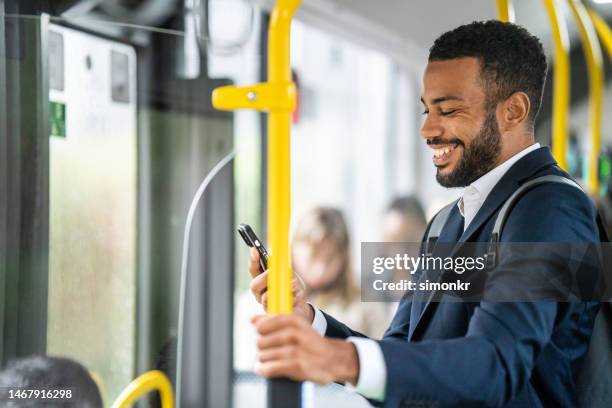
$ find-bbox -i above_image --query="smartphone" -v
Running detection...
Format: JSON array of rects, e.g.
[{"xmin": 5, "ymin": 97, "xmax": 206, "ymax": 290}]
[{"xmin": 237, "ymin": 224, "xmax": 269, "ymax": 272}]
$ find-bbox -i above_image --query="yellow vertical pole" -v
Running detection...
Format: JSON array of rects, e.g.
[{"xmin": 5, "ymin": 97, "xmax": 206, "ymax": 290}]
[
  {"xmin": 567, "ymin": 0, "xmax": 604, "ymax": 194},
  {"xmin": 497, "ymin": 0, "xmax": 515, "ymax": 22},
  {"xmin": 212, "ymin": 1, "xmax": 302, "ymax": 406},
  {"xmin": 266, "ymin": 0, "xmax": 300, "ymax": 314},
  {"xmin": 589, "ymin": 8, "xmax": 612, "ymax": 59},
  {"xmin": 212, "ymin": 0, "xmax": 300, "ymax": 313},
  {"xmin": 543, "ymin": 0, "xmax": 571, "ymax": 171}
]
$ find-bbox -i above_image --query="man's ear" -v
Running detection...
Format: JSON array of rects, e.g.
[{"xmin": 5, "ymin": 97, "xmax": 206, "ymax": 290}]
[{"xmin": 498, "ymin": 91, "xmax": 531, "ymax": 130}]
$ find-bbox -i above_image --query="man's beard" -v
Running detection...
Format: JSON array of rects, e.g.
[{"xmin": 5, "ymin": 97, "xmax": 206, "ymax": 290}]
[{"xmin": 436, "ymin": 109, "xmax": 501, "ymax": 188}]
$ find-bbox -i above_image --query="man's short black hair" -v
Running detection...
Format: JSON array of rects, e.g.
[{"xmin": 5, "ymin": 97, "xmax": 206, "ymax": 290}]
[
  {"xmin": 429, "ymin": 20, "xmax": 547, "ymax": 124},
  {"xmin": 0, "ymin": 356, "xmax": 103, "ymax": 408}
]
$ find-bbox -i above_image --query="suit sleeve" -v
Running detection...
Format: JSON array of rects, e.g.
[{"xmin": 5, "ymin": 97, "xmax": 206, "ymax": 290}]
[
  {"xmin": 322, "ymin": 311, "xmax": 369, "ymax": 339},
  {"xmin": 321, "ymin": 219, "xmax": 431, "ymax": 341},
  {"xmin": 376, "ymin": 184, "xmax": 601, "ymax": 407}
]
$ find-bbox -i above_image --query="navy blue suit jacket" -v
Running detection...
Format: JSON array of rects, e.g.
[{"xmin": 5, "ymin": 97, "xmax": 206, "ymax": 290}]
[{"xmin": 323, "ymin": 147, "xmax": 604, "ymax": 407}]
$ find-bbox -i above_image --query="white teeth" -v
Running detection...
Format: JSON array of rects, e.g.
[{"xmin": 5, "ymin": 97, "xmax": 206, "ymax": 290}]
[{"xmin": 433, "ymin": 145, "xmax": 454, "ymax": 158}]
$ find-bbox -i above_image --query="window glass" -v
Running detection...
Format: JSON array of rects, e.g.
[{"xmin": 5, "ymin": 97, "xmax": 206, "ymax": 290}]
[{"xmin": 47, "ymin": 24, "xmax": 137, "ymax": 404}]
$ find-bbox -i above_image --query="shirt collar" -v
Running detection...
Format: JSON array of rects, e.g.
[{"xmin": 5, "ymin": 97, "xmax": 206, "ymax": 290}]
[
  {"xmin": 470, "ymin": 142, "xmax": 540, "ymax": 199},
  {"xmin": 457, "ymin": 142, "xmax": 540, "ymax": 216}
]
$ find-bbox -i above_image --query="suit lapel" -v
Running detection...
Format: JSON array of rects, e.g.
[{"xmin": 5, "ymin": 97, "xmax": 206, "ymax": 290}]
[
  {"xmin": 457, "ymin": 176, "xmax": 519, "ymax": 243},
  {"xmin": 408, "ymin": 147, "xmax": 557, "ymax": 340},
  {"xmin": 408, "ymin": 207, "xmax": 463, "ymax": 339}
]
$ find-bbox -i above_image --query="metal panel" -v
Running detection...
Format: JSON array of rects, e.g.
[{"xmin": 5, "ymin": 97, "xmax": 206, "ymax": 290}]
[
  {"xmin": 203, "ymin": 159, "xmax": 234, "ymax": 408},
  {"xmin": 176, "ymin": 152, "xmax": 235, "ymax": 408}
]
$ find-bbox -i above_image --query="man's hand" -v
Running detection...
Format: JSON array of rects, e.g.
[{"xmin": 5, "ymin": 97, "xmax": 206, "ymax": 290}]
[
  {"xmin": 251, "ymin": 314, "xmax": 360, "ymax": 385},
  {"xmin": 248, "ymin": 248, "xmax": 314, "ymax": 323}
]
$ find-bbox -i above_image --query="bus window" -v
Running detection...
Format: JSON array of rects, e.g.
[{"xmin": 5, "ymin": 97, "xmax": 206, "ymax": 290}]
[{"xmin": 47, "ymin": 24, "xmax": 138, "ymax": 403}]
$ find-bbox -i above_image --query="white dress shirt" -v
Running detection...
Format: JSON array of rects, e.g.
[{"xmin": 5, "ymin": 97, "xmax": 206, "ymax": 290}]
[
  {"xmin": 458, "ymin": 143, "xmax": 541, "ymax": 230},
  {"xmin": 311, "ymin": 142, "xmax": 541, "ymax": 401}
]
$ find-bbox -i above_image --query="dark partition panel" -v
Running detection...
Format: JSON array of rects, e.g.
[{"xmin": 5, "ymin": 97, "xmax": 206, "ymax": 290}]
[
  {"xmin": 179, "ymin": 160, "xmax": 234, "ymax": 407},
  {"xmin": 0, "ymin": 0, "xmax": 6, "ymax": 366},
  {"xmin": 136, "ymin": 13, "xmax": 235, "ymax": 406},
  {"xmin": 1, "ymin": 7, "xmax": 50, "ymax": 364}
]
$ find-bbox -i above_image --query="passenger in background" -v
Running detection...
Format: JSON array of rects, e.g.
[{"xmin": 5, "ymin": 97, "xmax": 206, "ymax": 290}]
[
  {"xmin": 235, "ymin": 207, "xmax": 388, "ymax": 370},
  {"xmin": 0, "ymin": 355, "xmax": 103, "ymax": 408},
  {"xmin": 380, "ymin": 195, "xmax": 428, "ymax": 313},
  {"xmin": 383, "ymin": 195, "xmax": 427, "ymax": 243},
  {"xmin": 292, "ymin": 207, "xmax": 388, "ymax": 338}
]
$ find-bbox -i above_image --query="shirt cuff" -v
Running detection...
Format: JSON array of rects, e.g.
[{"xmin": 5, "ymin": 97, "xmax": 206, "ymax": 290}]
[
  {"xmin": 346, "ymin": 337, "xmax": 386, "ymax": 401},
  {"xmin": 310, "ymin": 304, "xmax": 327, "ymax": 336}
]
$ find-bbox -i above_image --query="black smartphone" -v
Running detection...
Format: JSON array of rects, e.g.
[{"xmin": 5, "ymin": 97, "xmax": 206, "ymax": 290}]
[{"xmin": 237, "ymin": 224, "xmax": 269, "ymax": 272}]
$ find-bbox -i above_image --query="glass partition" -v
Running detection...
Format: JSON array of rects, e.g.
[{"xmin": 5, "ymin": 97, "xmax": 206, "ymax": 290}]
[
  {"xmin": 47, "ymin": 22, "xmax": 138, "ymax": 403},
  {"xmin": 1, "ymin": 4, "xmax": 240, "ymax": 405}
]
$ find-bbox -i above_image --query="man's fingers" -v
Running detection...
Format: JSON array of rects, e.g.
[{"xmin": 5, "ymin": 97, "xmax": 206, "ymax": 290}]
[
  {"xmin": 293, "ymin": 271, "xmax": 306, "ymax": 289},
  {"xmin": 253, "ymin": 314, "xmax": 303, "ymax": 336},
  {"xmin": 293, "ymin": 290, "xmax": 305, "ymax": 306},
  {"xmin": 291, "ymin": 277, "xmax": 303, "ymax": 292},
  {"xmin": 255, "ymin": 360, "xmax": 300, "ymax": 380},
  {"xmin": 256, "ymin": 328, "xmax": 301, "ymax": 350},
  {"xmin": 251, "ymin": 314, "xmax": 266, "ymax": 325},
  {"xmin": 249, "ymin": 271, "xmax": 268, "ymax": 301},
  {"xmin": 258, "ymin": 345, "xmax": 296, "ymax": 363},
  {"xmin": 255, "ymin": 314, "xmax": 298, "ymax": 333},
  {"xmin": 249, "ymin": 248, "xmax": 262, "ymax": 278}
]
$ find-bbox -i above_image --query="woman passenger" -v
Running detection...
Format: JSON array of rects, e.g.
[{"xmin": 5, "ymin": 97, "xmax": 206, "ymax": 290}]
[{"xmin": 292, "ymin": 207, "xmax": 388, "ymax": 338}]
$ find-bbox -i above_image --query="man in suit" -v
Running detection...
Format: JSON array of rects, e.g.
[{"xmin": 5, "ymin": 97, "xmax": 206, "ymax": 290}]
[{"xmin": 248, "ymin": 21, "xmax": 605, "ymax": 407}]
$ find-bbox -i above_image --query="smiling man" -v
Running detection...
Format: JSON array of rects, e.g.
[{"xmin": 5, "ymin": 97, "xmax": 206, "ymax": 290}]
[{"xmin": 248, "ymin": 21, "xmax": 606, "ymax": 407}]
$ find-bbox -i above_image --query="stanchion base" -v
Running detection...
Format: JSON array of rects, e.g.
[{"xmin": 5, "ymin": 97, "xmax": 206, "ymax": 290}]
[{"xmin": 267, "ymin": 378, "xmax": 302, "ymax": 408}]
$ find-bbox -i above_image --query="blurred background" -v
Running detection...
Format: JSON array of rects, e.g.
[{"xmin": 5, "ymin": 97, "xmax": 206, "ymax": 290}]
[{"xmin": 0, "ymin": 0, "xmax": 611, "ymax": 407}]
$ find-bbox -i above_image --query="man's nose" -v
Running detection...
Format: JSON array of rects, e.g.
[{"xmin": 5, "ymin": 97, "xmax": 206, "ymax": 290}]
[{"xmin": 420, "ymin": 114, "xmax": 443, "ymax": 140}]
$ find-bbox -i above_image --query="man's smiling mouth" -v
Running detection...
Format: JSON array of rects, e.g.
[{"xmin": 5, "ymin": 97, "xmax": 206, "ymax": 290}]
[{"xmin": 428, "ymin": 140, "xmax": 461, "ymax": 166}]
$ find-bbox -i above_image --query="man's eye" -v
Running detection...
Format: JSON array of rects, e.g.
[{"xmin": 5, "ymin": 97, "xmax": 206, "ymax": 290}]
[
  {"xmin": 440, "ymin": 109, "xmax": 457, "ymax": 116},
  {"xmin": 421, "ymin": 110, "xmax": 429, "ymax": 115}
]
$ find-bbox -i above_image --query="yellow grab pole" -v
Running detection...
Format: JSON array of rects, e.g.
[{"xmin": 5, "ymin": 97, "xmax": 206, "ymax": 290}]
[
  {"xmin": 567, "ymin": 0, "xmax": 604, "ymax": 194},
  {"xmin": 588, "ymin": 8, "xmax": 612, "ymax": 194},
  {"xmin": 212, "ymin": 0, "xmax": 299, "ymax": 313},
  {"xmin": 212, "ymin": 1, "xmax": 302, "ymax": 406},
  {"xmin": 589, "ymin": 8, "xmax": 612, "ymax": 59},
  {"xmin": 543, "ymin": 0, "xmax": 571, "ymax": 171},
  {"xmin": 266, "ymin": 0, "xmax": 300, "ymax": 314},
  {"xmin": 497, "ymin": 0, "xmax": 515, "ymax": 23},
  {"xmin": 111, "ymin": 370, "xmax": 174, "ymax": 408}
]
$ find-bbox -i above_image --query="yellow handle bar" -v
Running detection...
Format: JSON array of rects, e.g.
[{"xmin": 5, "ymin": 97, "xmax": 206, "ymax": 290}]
[
  {"xmin": 497, "ymin": 0, "xmax": 515, "ymax": 23},
  {"xmin": 567, "ymin": 0, "xmax": 604, "ymax": 194},
  {"xmin": 543, "ymin": 0, "xmax": 571, "ymax": 171},
  {"xmin": 111, "ymin": 370, "xmax": 174, "ymax": 408}
]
